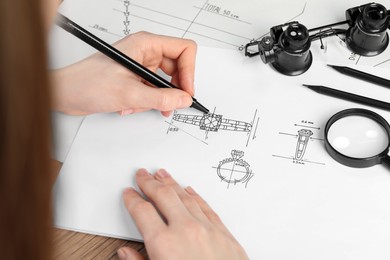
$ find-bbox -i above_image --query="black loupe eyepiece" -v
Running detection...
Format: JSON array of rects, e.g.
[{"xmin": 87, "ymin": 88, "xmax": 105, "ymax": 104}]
[
  {"xmin": 254, "ymin": 22, "xmax": 312, "ymax": 76},
  {"xmin": 346, "ymin": 3, "xmax": 390, "ymax": 56},
  {"xmin": 271, "ymin": 22, "xmax": 312, "ymax": 76}
]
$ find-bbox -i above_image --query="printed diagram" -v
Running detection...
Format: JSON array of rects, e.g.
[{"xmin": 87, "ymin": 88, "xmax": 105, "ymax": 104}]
[
  {"xmin": 213, "ymin": 150, "xmax": 254, "ymax": 189},
  {"xmin": 78, "ymin": 0, "xmax": 308, "ymax": 50},
  {"xmin": 272, "ymin": 121, "xmax": 325, "ymax": 166},
  {"xmin": 173, "ymin": 113, "xmax": 251, "ymax": 132},
  {"xmin": 166, "ymin": 108, "xmax": 260, "ymax": 146},
  {"xmin": 123, "ymin": 0, "xmax": 131, "ymax": 35},
  {"xmin": 295, "ymin": 129, "xmax": 313, "ymax": 160}
]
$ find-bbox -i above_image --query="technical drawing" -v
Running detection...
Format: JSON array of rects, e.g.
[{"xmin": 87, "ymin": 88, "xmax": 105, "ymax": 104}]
[
  {"xmin": 239, "ymin": 2, "xmax": 307, "ymax": 51},
  {"xmin": 272, "ymin": 121, "xmax": 325, "ymax": 166},
  {"xmin": 123, "ymin": 0, "xmax": 131, "ymax": 35},
  {"xmin": 295, "ymin": 129, "xmax": 313, "ymax": 160},
  {"xmin": 214, "ymin": 150, "xmax": 254, "ymax": 189},
  {"xmin": 166, "ymin": 108, "xmax": 259, "ymax": 146},
  {"xmin": 172, "ymin": 113, "xmax": 252, "ymax": 132}
]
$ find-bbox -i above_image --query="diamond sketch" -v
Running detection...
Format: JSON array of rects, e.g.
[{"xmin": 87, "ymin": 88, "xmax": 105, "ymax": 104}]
[
  {"xmin": 173, "ymin": 113, "xmax": 252, "ymax": 132},
  {"xmin": 215, "ymin": 150, "xmax": 254, "ymax": 189}
]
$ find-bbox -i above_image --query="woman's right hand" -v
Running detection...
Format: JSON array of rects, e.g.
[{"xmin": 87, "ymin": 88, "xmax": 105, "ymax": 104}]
[{"xmin": 51, "ymin": 32, "xmax": 197, "ymax": 117}]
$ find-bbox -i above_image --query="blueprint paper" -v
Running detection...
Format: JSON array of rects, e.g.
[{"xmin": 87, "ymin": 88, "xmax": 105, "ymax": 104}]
[
  {"xmin": 49, "ymin": 0, "xmax": 390, "ymax": 162},
  {"xmin": 54, "ymin": 46, "xmax": 390, "ymax": 260},
  {"xmin": 54, "ymin": 0, "xmax": 390, "ymax": 66}
]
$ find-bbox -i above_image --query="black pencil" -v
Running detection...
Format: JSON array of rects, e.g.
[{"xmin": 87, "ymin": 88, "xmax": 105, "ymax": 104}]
[
  {"xmin": 303, "ymin": 84, "xmax": 390, "ymax": 112},
  {"xmin": 328, "ymin": 64, "xmax": 390, "ymax": 89},
  {"xmin": 55, "ymin": 13, "xmax": 209, "ymax": 114}
]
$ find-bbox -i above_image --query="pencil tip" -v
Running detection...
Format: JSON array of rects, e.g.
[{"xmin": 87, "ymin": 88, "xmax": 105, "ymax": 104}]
[
  {"xmin": 327, "ymin": 64, "xmax": 344, "ymax": 72},
  {"xmin": 191, "ymin": 98, "xmax": 209, "ymax": 114},
  {"xmin": 302, "ymin": 84, "xmax": 318, "ymax": 90}
]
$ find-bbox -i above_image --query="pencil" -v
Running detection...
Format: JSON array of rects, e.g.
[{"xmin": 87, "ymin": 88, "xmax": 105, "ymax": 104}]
[
  {"xmin": 303, "ymin": 84, "xmax": 390, "ymax": 112},
  {"xmin": 328, "ymin": 64, "xmax": 390, "ymax": 89},
  {"xmin": 55, "ymin": 13, "xmax": 209, "ymax": 114}
]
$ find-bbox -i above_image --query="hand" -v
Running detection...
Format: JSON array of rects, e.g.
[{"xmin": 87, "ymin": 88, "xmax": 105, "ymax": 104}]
[
  {"xmin": 51, "ymin": 32, "xmax": 197, "ymax": 117},
  {"xmin": 117, "ymin": 168, "xmax": 248, "ymax": 260}
]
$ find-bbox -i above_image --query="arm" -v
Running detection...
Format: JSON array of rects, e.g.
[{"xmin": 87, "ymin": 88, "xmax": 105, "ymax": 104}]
[
  {"xmin": 51, "ymin": 32, "xmax": 197, "ymax": 117},
  {"xmin": 118, "ymin": 168, "xmax": 249, "ymax": 260}
]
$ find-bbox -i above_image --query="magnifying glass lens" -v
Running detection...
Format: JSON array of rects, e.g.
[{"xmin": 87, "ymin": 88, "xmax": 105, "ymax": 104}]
[{"xmin": 327, "ymin": 115, "xmax": 389, "ymax": 158}]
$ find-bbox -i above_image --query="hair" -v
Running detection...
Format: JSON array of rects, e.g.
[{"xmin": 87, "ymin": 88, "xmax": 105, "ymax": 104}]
[{"xmin": 0, "ymin": 0, "xmax": 52, "ymax": 259}]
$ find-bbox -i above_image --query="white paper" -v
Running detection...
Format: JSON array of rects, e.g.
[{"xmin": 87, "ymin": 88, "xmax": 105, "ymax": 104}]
[
  {"xmin": 54, "ymin": 46, "xmax": 390, "ymax": 260},
  {"xmin": 49, "ymin": 0, "xmax": 390, "ymax": 162}
]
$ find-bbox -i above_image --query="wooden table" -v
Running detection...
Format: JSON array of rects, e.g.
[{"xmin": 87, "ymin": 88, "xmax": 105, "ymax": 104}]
[
  {"xmin": 52, "ymin": 161, "xmax": 148, "ymax": 259},
  {"xmin": 53, "ymin": 229, "xmax": 147, "ymax": 259}
]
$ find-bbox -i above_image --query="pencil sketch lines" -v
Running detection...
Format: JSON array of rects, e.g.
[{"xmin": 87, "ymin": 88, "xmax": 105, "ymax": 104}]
[
  {"xmin": 374, "ymin": 58, "xmax": 390, "ymax": 67},
  {"xmin": 287, "ymin": 2, "xmax": 307, "ymax": 23},
  {"xmin": 272, "ymin": 121, "xmax": 325, "ymax": 166},
  {"xmin": 240, "ymin": 2, "xmax": 307, "ymax": 51},
  {"xmin": 182, "ymin": 0, "xmax": 209, "ymax": 38},
  {"xmin": 123, "ymin": 0, "xmax": 131, "ymax": 35},
  {"xmin": 166, "ymin": 108, "xmax": 259, "ymax": 146},
  {"xmin": 295, "ymin": 129, "xmax": 313, "ymax": 160},
  {"xmin": 192, "ymin": 3, "xmax": 251, "ymax": 25},
  {"xmin": 89, "ymin": 24, "xmax": 122, "ymax": 38},
  {"xmin": 173, "ymin": 113, "xmax": 252, "ymax": 133},
  {"xmin": 113, "ymin": 0, "xmax": 252, "ymax": 48},
  {"xmin": 165, "ymin": 120, "xmax": 209, "ymax": 145},
  {"xmin": 294, "ymin": 123, "xmax": 319, "ymax": 130},
  {"xmin": 213, "ymin": 150, "xmax": 254, "ymax": 189},
  {"xmin": 247, "ymin": 109, "xmax": 259, "ymax": 146}
]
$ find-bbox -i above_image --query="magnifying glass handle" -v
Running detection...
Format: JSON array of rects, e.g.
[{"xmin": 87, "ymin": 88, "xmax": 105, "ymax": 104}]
[{"xmin": 383, "ymin": 156, "xmax": 390, "ymax": 170}]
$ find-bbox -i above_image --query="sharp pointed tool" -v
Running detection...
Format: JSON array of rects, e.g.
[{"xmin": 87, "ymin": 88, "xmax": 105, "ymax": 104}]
[
  {"xmin": 303, "ymin": 84, "xmax": 390, "ymax": 112},
  {"xmin": 327, "ymin": 64, "xmax": 390, "ymax": 89}
]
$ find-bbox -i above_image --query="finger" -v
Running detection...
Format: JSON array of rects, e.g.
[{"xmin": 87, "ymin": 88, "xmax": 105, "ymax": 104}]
[
  {"xmin": 120, "ymin": 109, "xmax": 171, "ymax": 117},
  {"xmin": 184, "ymin": 186, "xmax": 232, "ymax": 234},
  {"xmin": 161, "ymin": 111, "xmax": 172, "ymax": 117},
  {"xmin": 154, "ymin": 169, "xmax": 210, "ymax": 224},
  {"xmin": 117, "ymin": 247, "xmax": 145, "ymax": 260},
  {"xmin": 151, "ymin": 37, "xmax": 196, "ymax": 96},
  {"xmin": 135, "ymin": 169, "xmax": 192, "ymax": 224},
  {"xmin": 157, "ymin": 57, "xmax": 195, "ymax": 97},
  {"xmin": 163, "ymin": 38, "xmax": 196, "ymax": 96},
  {"xmin": 122, "ymin": 81, "xmax": 192, "ymax": 112},
  {"xmin": 119, "ymin": 108, "xmax": 149, "ymax": 116},
  {"xmin": 122, "ymin": 187, "xmax": 166, "ymax": 240}
]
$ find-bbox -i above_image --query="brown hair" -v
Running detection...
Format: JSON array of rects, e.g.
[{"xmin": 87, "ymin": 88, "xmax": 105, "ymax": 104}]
[{"xmin": 0, "ymin": 0, "xmax": 52, "ymax": 259}]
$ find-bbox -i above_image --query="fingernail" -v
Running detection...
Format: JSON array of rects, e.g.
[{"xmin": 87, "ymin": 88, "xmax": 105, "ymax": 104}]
[
  {"xmin": 162, "ymin": 111, "xmax": 172, "ymax": 117},
  {"xmin": 185, "ymin": 186, "xmax": 197, "ymax": 195},
  {"xmin": 123, "ymin": 187, "xmax": 134, "ymax": 195},
  {"xmin": 179, "ymin": 95, "xmax": 192, "ymax": 108},
  {"xmin": 117, "ymin": 248, "xmax": 127, "ymax": 259},
  {"xmin": 120, "ymin": 109, "xmax": 134, "ymax": 116},
  {"xmin": 137, "ymin": 168, "xmax": 150, "ymax": 176},
  {"xmin": 186, "ymin": 78, "xmax": 195, "ymax": 96},
  {"xmin": 156, "ymin": 168, "xmax": 170, "ymax": 179}
]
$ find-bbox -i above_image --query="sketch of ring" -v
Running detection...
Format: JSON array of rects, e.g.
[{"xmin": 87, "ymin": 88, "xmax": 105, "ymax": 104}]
[
  {"xmin": 295, "ymin": 129, "xmax": 313, "ymax": 160},
  {"xmin": 217, "ymin": 150, "xmax": 253, "ymax": 185}
]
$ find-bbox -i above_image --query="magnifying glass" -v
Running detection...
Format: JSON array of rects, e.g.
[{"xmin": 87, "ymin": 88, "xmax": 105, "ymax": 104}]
[{"xmin": 324, "ymin": 108, "xmax": 390, "ymax": 169}]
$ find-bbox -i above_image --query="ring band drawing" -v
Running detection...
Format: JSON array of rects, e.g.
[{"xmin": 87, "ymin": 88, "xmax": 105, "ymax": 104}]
[
  {"xmin": 217, "ymin": 150, "xmax": 254, "ymax": 188},
  {"xmin": 173, "ymin": 113, "xmax": 252, "ymax": 133},
  {"xmin": 295, "ymin": 129, "xmax": 313, "ymax": 160}
]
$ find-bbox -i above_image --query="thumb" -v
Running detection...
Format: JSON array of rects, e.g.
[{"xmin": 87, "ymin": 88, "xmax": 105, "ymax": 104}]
[{"xmin": 117, "ymin": 247, "xmax": 145, "ymax": 260}]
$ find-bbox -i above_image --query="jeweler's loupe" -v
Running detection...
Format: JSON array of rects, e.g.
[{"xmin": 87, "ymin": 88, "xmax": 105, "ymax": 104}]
[{"xmin": 324, "ymin": 108, "xmax": 390, "ymax": 169}]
